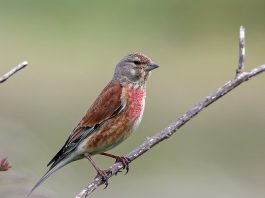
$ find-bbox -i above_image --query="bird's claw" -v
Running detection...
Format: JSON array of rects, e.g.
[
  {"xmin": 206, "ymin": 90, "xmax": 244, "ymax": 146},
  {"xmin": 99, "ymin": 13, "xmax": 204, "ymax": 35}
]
[
  {"xmin": 95, "ymin": 169, "xmax": 109, "ymax": 188},
  {"xmin": 115, "ymin": 156, "xmax": 131, "ymax": 174}
]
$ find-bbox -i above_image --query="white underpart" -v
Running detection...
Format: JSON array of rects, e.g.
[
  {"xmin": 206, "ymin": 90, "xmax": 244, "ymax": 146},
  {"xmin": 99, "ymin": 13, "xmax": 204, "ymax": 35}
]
[{"xmin": 78, "ymin": 139, "xmax": 89, "ymax": 154}]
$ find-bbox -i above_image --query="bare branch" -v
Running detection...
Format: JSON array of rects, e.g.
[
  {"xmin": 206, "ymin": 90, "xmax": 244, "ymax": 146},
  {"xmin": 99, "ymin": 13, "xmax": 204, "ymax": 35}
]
[
  {"xmin": 76, "ymin": 27, "xmax": 265, "ymax": 198},
  {"xmin": 0, "ymin": 61, "xmax": 28, "ymax": 83},
  {"xmin": 236, "ymin": 26, "xmax": 245, "ymax": 75}
]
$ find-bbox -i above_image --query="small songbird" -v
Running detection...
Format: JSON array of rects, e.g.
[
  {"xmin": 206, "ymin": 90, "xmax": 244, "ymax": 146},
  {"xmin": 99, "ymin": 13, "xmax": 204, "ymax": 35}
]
[{"xmin": 28, "ymin": 53, "xmax": 158, "ymax": 196}]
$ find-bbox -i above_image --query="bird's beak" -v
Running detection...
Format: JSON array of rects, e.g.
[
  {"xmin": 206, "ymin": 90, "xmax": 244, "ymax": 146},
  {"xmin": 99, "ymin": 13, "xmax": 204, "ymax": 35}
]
[{"xmin": 145, "ymin": 63, "xmax": 159, "ymax": 71}]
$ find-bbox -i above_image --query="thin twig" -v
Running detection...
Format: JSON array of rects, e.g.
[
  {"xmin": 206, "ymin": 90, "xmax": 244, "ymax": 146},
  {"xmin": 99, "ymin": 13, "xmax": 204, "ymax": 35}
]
[
  {"xmin": 76, "ymin": 27, "xmax": 265, "ymax": 198},
  {"xmin": 0, "ymin": 61, "xmax": 28, "ymax": 83},
  {"xmin": 236, "ymin": 26, "xmax": 245, "ymax": 75}
]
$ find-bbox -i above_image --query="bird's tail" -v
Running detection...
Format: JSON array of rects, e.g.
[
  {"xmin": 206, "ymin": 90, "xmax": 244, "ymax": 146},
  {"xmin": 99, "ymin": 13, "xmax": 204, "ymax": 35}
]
[{"xmin": 27, "ymin": 152, "xmax": 76, "ymax": 197}]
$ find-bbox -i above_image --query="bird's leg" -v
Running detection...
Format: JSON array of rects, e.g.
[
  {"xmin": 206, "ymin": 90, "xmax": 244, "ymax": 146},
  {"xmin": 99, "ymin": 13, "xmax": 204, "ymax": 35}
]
[
  {"xmin": 84, "ymin": 153, "xmax": 109, "ymax": 188},
  {"xmin": 100, "ymin": 152, "xmax": 131, "ymax": 174}
]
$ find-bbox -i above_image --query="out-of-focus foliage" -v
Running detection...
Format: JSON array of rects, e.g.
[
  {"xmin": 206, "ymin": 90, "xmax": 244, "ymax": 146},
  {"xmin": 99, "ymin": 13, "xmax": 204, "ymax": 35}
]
[{"xmin": 0, "ymin": 1, "xmax": 265, "ymax": 197}]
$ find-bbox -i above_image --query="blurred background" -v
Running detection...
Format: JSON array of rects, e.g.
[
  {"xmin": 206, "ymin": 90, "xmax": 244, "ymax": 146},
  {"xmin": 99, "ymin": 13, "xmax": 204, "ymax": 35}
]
[{"xmin": 0, "ymin": 0, "xmax": 265, "ymax": 197}]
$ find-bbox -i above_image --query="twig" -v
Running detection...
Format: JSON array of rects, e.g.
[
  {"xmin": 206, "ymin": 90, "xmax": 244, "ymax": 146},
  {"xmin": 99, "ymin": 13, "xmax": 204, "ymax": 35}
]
[
  {"xmin": 236, "ymin": 25, "xmax": 245, "ymax": 75},
  {"xmin": 0, "ymin": 61, "xmax": 28, "ymax": 83},
  {"xmin": 76, "ymin": 26, "xmax": 265, "ymax": 198}
]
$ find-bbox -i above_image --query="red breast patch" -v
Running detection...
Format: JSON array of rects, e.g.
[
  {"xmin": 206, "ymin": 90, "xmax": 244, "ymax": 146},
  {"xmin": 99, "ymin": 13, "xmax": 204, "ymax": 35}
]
[{"xmin": 126, "ymin": 87, "xmax": 145, "ymax": 120}]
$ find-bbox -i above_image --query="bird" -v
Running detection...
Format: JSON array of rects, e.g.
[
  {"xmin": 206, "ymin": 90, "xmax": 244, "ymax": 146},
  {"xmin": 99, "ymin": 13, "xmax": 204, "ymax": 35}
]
[{"xmin": 28, "ymin": 52, "xmax": 159, "ymax": 196}]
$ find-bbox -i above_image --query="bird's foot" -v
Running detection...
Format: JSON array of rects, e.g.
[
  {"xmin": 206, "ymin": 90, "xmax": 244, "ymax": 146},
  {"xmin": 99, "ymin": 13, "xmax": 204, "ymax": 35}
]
[
  {"xmin": 84, "ymin": 153, "xmax": 109, "ymax": 188},
  {"xmin": 115, "ymin": 156, "xmax": 131, "ymax": 174},
  {"xmin": 100, "ymin": 153, "xmax": 131, "ymax": 174},
  {"xmin": 95, "ymin": 169, "xmax": 109, "ymax": 189}
]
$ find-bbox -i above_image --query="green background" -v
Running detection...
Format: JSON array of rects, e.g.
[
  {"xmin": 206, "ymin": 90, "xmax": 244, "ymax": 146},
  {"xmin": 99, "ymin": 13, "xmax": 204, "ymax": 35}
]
[{"xmin": 1, "ymin": 0, "xmax": 265, "ymax": 197}]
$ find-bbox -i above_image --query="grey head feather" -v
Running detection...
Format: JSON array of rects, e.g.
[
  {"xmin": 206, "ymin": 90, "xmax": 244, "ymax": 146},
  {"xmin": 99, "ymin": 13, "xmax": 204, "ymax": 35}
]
[{"xmin": 113, "ymin": 53, "xmax": 157, "ymax": 87}]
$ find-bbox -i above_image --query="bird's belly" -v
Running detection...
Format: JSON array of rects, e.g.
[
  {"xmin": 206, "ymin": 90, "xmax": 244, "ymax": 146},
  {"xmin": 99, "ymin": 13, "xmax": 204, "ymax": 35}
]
[{"xmin": 79, "ymin": 118, "xmax": 137, "ymax": 155}]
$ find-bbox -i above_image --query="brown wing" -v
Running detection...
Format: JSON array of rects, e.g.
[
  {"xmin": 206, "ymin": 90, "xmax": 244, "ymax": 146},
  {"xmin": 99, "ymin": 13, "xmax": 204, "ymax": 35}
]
[{"xmin": 47, "ymin": 81, "xmax": 124, "ymax": 167}]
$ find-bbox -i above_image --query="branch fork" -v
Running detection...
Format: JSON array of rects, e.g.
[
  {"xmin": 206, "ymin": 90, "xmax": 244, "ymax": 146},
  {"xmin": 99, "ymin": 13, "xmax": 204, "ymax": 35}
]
[{"xmin": 74, "ymin": 26, "xmax": 264, "ymax": 197}]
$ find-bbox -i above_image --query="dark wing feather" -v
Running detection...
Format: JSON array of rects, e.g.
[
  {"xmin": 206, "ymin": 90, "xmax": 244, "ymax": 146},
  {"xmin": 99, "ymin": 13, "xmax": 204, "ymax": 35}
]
[{"xmin": 47, "ymin": 81, "xmax": 125, "ymax": 167}]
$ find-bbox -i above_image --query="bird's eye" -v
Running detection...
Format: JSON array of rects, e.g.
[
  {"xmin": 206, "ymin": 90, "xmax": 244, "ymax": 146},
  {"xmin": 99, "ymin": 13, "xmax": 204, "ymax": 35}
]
[{"xmin": 133, "ymin": 60, "xmax": 141, "ymax": 65}]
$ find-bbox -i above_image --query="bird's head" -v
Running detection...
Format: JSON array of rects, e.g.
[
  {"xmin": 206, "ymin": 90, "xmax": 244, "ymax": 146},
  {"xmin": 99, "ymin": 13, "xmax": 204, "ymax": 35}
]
[{"xmin": 113, "ymin": 53, "xmax": 159, "ymax": 87}]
